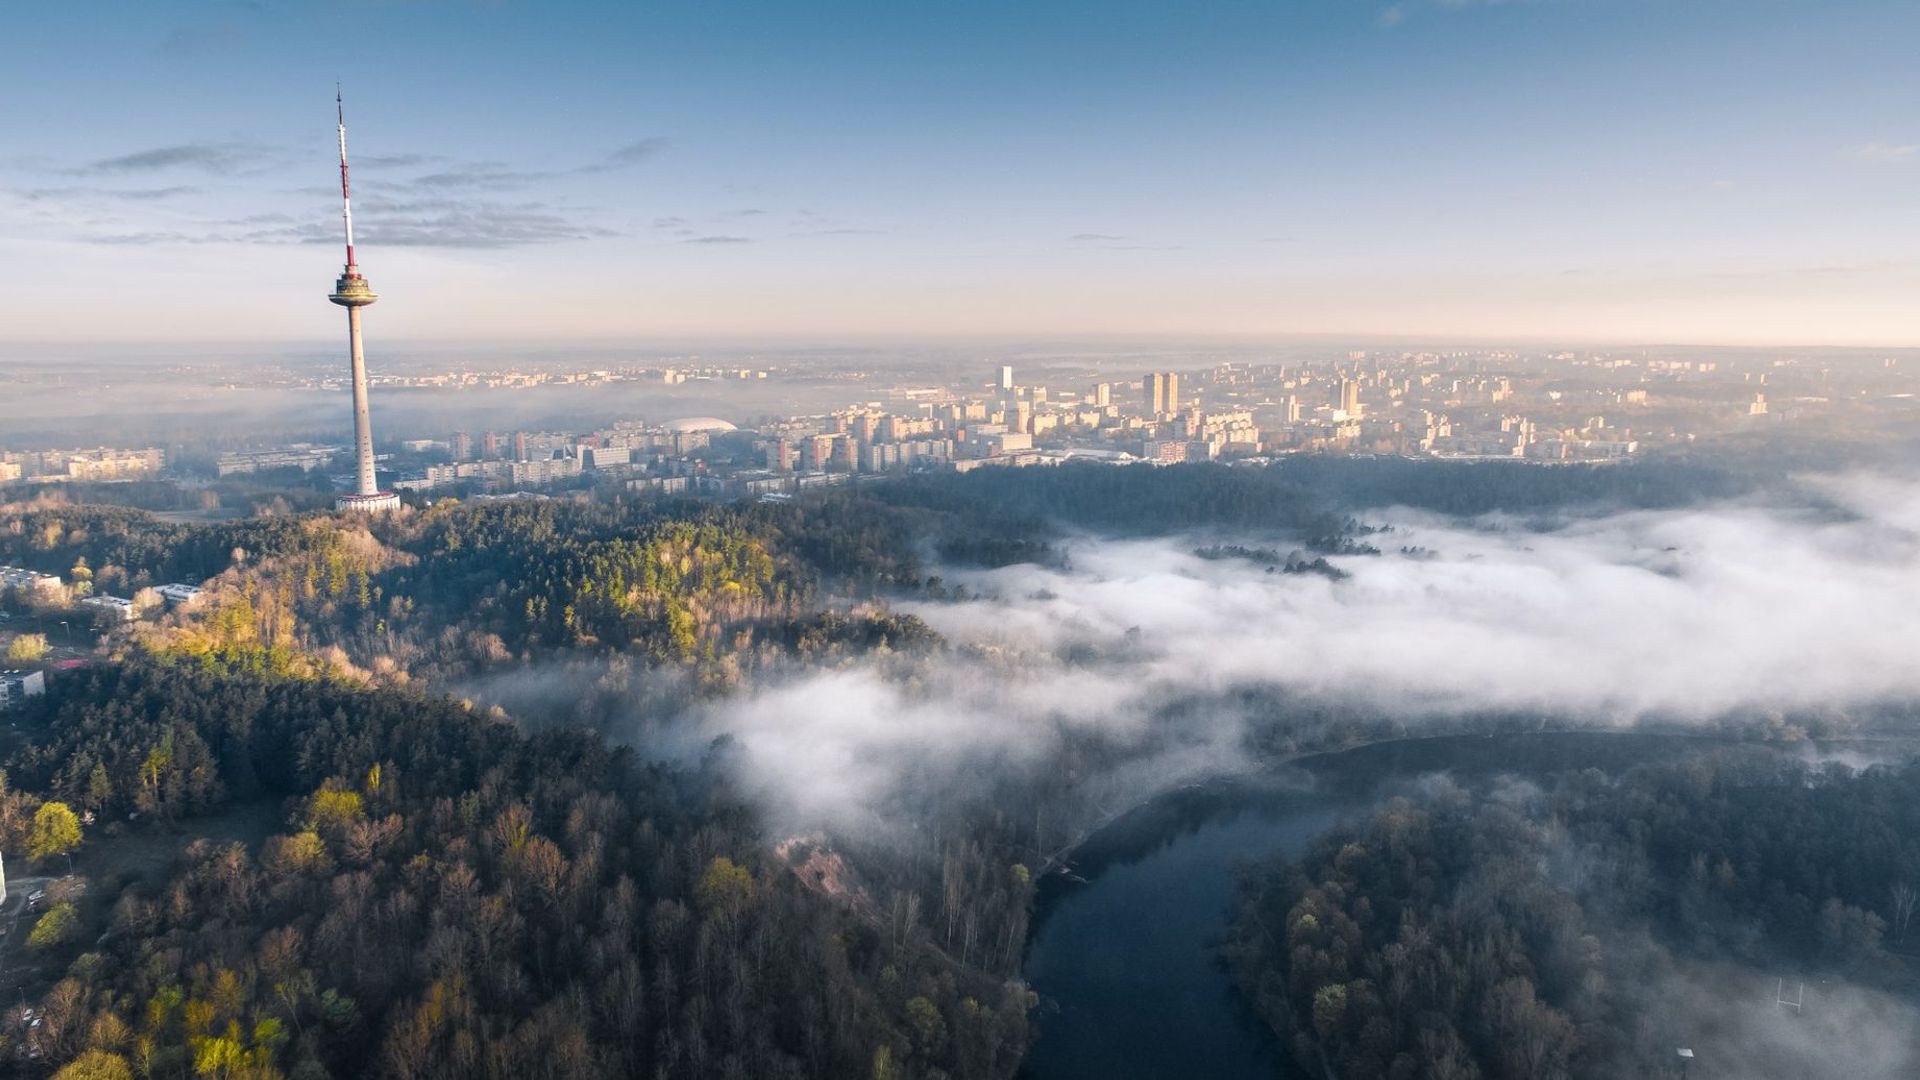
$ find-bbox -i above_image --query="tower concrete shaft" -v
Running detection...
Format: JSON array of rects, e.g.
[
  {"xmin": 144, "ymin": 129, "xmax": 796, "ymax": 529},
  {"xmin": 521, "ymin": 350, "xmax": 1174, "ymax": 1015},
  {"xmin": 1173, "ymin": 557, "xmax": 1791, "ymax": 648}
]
[
  {"xmin": 344, "ymin": 298, "xmax": 377, "ymax": 495},
  {"xmin": 331, "ymin": 270, "xmax": 392, "ymax": 511}
]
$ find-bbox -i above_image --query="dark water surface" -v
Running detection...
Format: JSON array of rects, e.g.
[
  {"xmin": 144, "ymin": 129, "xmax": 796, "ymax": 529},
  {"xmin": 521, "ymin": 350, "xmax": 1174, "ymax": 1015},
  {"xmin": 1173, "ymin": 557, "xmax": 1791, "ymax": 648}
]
[{"xmin": 1018, "ymin": 732, "xmax": 1724, "ymax": 1080}]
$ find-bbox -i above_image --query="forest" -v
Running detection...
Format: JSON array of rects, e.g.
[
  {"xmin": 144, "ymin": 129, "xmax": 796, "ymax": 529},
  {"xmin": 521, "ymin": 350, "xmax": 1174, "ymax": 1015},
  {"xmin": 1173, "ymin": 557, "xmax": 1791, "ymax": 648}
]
[
  {"xmin": 1265, "ymin": 456, "xmax": 1753, "ymax": 517},
  {"xmin": 1226, "ymin": 751, "xmax": 1920, "ymax": 1080},
  {"xmin": 0, "ymin": 464, "xmax": 1394, "ymax": 689},
  {"xmin": 12, "ymin": 457, "xmax": 1744, "ymax": 685},
  {"xmin": 2, "ymin": 660, "xmax": 1033, "ymax": 1079}
]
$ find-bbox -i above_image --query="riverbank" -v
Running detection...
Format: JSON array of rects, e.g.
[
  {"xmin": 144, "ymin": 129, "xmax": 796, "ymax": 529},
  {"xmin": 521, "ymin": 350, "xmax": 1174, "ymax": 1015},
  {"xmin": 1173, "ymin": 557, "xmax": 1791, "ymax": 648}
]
[{"xmin": 1017, "ymin": 729, "xmax": 1917, "ymax": 1080}]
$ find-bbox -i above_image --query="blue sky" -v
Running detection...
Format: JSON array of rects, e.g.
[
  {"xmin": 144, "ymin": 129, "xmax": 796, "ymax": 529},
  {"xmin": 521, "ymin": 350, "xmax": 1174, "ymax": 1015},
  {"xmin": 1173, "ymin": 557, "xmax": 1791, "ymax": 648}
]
[{"xmin": 3, "ymin": 0, "xmax": 1916, "ymax": 345}]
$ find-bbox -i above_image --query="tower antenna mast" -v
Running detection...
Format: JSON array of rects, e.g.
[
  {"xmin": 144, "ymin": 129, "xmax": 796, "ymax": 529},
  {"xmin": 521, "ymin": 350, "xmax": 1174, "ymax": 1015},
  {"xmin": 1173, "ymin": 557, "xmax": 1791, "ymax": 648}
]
[{"xmin": 336, "ymin": 85, "xmax": 358, "ymax": 271}]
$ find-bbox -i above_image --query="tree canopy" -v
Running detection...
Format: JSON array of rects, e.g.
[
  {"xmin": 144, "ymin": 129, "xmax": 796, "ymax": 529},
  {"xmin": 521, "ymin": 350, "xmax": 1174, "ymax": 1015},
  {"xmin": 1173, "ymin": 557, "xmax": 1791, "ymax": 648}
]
[{"xmin": 28, "ymin": 800, "xmax": 82, "ymax": 863}]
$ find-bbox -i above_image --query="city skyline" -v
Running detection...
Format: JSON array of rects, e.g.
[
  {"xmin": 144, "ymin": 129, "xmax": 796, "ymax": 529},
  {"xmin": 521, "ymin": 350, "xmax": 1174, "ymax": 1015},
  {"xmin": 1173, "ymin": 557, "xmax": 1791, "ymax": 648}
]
[{"xmin": 3, "ymin": 0, "xmax": 1917, "ymax": 346}]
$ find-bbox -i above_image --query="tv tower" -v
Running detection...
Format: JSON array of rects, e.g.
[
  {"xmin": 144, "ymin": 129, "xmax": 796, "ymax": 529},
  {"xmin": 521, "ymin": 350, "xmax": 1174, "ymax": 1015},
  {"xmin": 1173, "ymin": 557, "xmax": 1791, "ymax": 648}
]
[{"xmin": 328, "ymin": 89, "xmax": 400, "ymax": 513}]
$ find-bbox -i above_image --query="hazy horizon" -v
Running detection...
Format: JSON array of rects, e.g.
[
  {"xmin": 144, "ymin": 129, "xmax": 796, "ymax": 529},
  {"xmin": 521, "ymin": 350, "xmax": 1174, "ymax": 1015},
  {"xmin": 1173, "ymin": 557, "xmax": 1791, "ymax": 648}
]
[{"xmin": 6, "ymin": 333, "xmax": 1920, "ymax": 356}]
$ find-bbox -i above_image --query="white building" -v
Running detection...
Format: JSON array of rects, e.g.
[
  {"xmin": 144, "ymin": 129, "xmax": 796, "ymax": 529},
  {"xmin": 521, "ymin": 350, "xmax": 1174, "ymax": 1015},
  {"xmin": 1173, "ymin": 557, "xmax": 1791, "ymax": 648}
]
[
  {"xmin": 81, "ymin": 594, "xmax": 138, "ymax": 623},
  {"xmin": 0, "ymin": 567, "xmax": 63, "ymax": 596},
  {"xmin": 581, "ymin": 446, "xmax": 633, "ymax": 470},
  {"xmin": 509, "ymin": 457, "xmax": 583, "ymax": 487},
  {"xmin": 0, "ymin": 670, "xmax": 45, "ymax": 710},
  {"xmin": 157, "ymin": 583, "xmax": 205, "ymax": 609},
  {"xmin": 216, "ymin": 445, "xmax": 343, "ymax": 476}
]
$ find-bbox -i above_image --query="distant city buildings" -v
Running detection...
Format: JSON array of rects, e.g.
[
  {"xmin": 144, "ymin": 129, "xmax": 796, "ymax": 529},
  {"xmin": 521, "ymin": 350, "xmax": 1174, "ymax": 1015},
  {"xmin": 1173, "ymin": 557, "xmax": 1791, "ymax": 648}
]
[
  {"xmin": 0, "ymin": 448, "xmax": 163, "ymax": 483},
  {"xmin": 1143, "ymin": 439, "xmax": 1211, "ymax": 464},
  {"xmin": 1144, "ymin": 372, "xmax": 1180, "ymax": 418},
  {"xmin": 217, "ymin": 445, "xmax": 342, "ymax": 476},
  {"xmin": 310, "ymin": 363, "xmax": 770, "ymax": 393},
  {"xmin": 509, "ymin": 457, "xmax": 583, "ymax": 487},
  {"xmin": 37, "ymin": 345, "xmax": 1849, "ymax": 507},
  {"xmin": 1337, "ymin": 377, "xmax": 1363, "ymax": 419}
]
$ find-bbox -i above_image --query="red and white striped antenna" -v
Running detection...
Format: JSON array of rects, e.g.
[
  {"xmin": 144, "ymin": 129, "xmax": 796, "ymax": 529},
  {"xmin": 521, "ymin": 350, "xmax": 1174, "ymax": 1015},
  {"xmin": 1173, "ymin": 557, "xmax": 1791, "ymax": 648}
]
[{"xmin": 336, "ymin": 84, "xmax": 359, "ymax": 272}]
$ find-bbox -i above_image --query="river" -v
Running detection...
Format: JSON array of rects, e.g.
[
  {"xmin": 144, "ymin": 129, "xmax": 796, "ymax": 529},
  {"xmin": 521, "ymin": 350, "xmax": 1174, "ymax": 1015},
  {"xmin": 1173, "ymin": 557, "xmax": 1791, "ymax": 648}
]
[{"xmin": 1018, "ymin": 731, "xmax": 1735, "ymax": 1080}]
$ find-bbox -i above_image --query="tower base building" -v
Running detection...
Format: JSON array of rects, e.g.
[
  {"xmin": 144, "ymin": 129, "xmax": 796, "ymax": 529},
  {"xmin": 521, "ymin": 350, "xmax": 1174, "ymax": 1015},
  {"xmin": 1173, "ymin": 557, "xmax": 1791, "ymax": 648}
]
[{"xmin": 336, "ymin": 491, "xmax": 401, "ymax": 513}]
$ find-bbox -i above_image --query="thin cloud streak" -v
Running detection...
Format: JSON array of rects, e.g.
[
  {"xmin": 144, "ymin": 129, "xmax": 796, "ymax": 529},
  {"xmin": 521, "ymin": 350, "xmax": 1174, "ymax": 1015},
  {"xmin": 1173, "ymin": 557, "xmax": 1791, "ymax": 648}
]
[
  {"xmin": 20, "ymin": 133, "xmax": 667, "ymax": 249},
  {"xmin": 1847, "ymin": 141, "xmax": 1918, "ymax": 164},
  {"xmin": 395, "ymin": 138, "xmax": 668, "ymax": 191},
  {"xmin": 1380, "ymin": 0, "xmax": 1526, "ymax": 28},
  {"xmin": 86, "ymin": 196, "xmax": 617, "ymax": 249},
  {"xmin": 73, "ymin": 142, "xmax": 277, "ymax": 175},
  {"xmin": 19, "ymin": 185, "xmax": 202, "ymax": 201},
  {"xmin": 579, "ymin": 138, "xmax": 669, "ymax": 173}
]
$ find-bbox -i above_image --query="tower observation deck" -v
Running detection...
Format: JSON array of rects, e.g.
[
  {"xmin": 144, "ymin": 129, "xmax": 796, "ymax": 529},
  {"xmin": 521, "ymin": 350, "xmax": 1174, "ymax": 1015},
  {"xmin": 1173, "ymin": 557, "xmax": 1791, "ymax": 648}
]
[{"xmin": 329, "ymin": 90, "xmax": 400, "ymax": 514}]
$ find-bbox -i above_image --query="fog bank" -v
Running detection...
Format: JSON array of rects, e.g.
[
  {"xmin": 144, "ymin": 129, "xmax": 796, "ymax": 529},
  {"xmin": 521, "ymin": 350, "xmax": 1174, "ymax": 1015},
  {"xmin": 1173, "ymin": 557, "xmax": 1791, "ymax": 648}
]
[{"xmin": 702, "ymin": 473, "xmax": 1920, "ymax": 836}]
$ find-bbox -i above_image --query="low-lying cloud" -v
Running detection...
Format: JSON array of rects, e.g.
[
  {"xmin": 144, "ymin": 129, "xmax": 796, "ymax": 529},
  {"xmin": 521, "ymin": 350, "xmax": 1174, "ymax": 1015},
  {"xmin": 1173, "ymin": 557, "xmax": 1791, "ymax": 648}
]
[
  {"xmin": 697, "ymin": 473, "xmax": 1920, "ymax": 837},
  {"xmin": 1627, "ymin": 957, "xmax": 1920, "ymax": 1079}
]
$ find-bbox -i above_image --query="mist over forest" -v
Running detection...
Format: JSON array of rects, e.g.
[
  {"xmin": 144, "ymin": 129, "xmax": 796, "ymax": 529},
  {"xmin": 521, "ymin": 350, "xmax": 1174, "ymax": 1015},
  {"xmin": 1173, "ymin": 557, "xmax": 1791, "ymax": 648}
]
[
  {"xmin": 4, "ymin": 456, "xmax": 1920, "ymax": 1080},
  {"xmin": 658, "ymin": 470, "xmax": 1920, "ymax": 845}
]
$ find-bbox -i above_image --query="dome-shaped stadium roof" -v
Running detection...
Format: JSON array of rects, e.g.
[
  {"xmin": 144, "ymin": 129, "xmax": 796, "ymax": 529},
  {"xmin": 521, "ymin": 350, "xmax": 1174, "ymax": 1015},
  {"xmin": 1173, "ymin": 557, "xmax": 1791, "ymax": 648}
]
[{"xmin": 661, "ymin": 416, "xmax": 738, "ymax": 434}]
